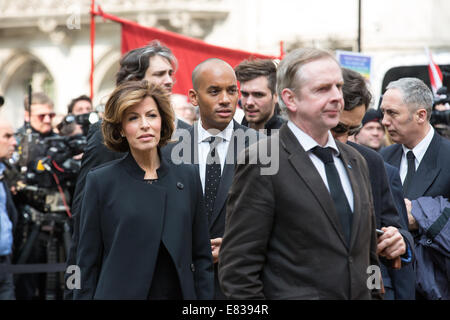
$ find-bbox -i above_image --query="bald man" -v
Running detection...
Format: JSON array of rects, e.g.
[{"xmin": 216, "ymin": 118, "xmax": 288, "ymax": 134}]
[
  {"xmin": 165, "ymin": 58, "xmax": 261, "ymax": 298},
  {"xmin": 0, "ymin": 118, "xmax": 18, "ymax": 299}
]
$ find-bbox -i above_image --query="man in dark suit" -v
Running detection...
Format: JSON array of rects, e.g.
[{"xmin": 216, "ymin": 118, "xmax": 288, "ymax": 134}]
[
  {"xmin": 64, "ymin": 40, "xmax": 191, "ymax": 299},
  {"xmin": 0, "ymin": 118, "xmax": 18, "ymax": 300},
  {"xmin": 165, "ymin": 58, "xmax": 259, "ymax": 299},
  {"xmin": 379, "ymin": 77, "xmax": 450, "ymax": 299},
  {"xmin": 380, "ymin": 77, "xmax": 450, "ymax": 207},
  {"xmin": 219, "ymin": 48, "xmax": 381, "ymax": 299},
  {"xmin": 331, "ymin": 68, "xmax": 415, "ymax": 299}
]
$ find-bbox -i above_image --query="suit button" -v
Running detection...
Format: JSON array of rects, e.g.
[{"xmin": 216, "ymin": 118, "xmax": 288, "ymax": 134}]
[
  {"xmin": 348, "ymin": 257, "xmax": 353, "ymax": 264},
  {"xmin": 426, "ymin": 239, "xmax": 432, "ymax": 245},
  {"xmin": 177, "ymin": 182, "xmax": 184, "ymax": 190},
  {"xmin": 190, "ymin": 263, "xmax": 195, "ymax": 272}
]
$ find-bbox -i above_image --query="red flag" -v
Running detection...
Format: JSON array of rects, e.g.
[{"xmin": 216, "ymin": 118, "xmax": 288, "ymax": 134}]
[
  {"xmin": 92, "ymin": 7, "xmax": 277, "ymax": 96},
  {"xmin": 426, "ymin": 47, "xmax": 443, "ymax": 97}
]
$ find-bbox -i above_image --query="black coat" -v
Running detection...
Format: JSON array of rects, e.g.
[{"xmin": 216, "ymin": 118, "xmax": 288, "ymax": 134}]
[
  {"xmin": 347, "ymin": 141, "xmax": 415, "ymax": 299},
  {"xmin": 384, "ymin": 163, "xmax": 416, "ymax": 300},
  {"xmin": 65, "ymin": 119, "xmax": 191, "ymax": 299},
  {"xmin": 347, "ymin": 142, "xmax": 414, "ymax": 253},
  {"xmin": 73, "ymin": 153, "xmax": 213, "ymax": 299}
]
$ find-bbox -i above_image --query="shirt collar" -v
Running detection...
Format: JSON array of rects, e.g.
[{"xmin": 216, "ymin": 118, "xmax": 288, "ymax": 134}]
[
  {"xmin": 197, "ymin": 118, "xmax": 234, "ymax": 144},
  {"xmin": 287, "ymin": 120, "xmax": 340, "ymax": 155},
  {"xmin": 402, "ymin": 125, "xmax": 434, "ymax": 164}
]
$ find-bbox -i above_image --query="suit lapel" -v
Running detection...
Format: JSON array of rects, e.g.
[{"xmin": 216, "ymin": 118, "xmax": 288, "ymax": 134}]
[
  {"xmin": 281, "ymin": 126, "xmax": 349, "ymax": 248},
  {"xmin": 406, "ymin": 132, "xmax": 441, "ymax": 199},
  {"xmin": 337, "ymin": 143, "xmax": 362, "ymax": 251},
  {"xmin": 388, "ymin": 145, "xmax": 403, "ymax": 170}
]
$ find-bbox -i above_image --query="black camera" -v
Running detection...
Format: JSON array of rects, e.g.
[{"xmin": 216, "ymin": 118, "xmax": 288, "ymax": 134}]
[
  {"xmin": 431, "ymin": 86, "xmax": 450, "ymax": 126},
  {"xmin": 57, "ymin": 111, "xmax": 99, "ymax": 136}
]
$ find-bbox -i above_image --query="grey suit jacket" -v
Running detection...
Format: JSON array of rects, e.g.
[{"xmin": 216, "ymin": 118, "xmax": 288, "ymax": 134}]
[{"xmin": 219, "ymin": 124, "xmax": 380, "ymax": 299}]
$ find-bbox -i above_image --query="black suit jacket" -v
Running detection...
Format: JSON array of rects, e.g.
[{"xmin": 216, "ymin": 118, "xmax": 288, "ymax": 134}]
[
  {"xmin": 73, "ymin": 153, "xmax": 213, "ymax": 299},
  {"xmin": 162, "ymin": 120, "xmax": 261, "ymax": 299},
  {"xmin": 163, "ymin": 120, "xmax": 260, "ymax": 238},
  {"xmin": 380, "ymin": 131, "xmax": 450, "ymax": 200},
  {"xmin": 347, "ymin": 142, "xmax": 415, "ymax": 299},
  {"xmin": 347, "ymin": 142, "xmax": 414, "ymax": 255},
  {"xmin": 219, "ymin": 124, "xmax": 380, "ymax": 299},
  {"xmin": 384, "ymin": 163, "xmax": 416, "ymax": 300},
  {"xmin": 65, "ymin": 119, "xmax": 192, "ymax": 299}
]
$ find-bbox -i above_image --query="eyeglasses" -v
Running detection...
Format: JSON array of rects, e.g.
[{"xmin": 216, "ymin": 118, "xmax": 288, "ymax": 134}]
[
  {"xmin": 35, "ymin": 113, "xmax": 56, "ymax": 121},
  {"xmin": 332, "ymin": 122, "xmax": 362, "ymax": 135}
]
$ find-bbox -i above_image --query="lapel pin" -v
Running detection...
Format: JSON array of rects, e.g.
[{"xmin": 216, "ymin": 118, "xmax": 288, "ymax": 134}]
[
  {"xmin": 177, "ymin": 182, "xmax": 184, "ymax": 190},
  {"xmin": 347, "ymin": 164, "xmax": 352, "ymax": 169}
]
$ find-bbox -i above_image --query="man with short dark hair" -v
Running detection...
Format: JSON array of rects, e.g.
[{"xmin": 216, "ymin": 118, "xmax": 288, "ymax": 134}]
[
  {"xmin": 164, "ymin": 58, "xmax": 260, "ymax": 299},
  {"xmin": 0, "ymin": 118, "xmax": 18, "ymax": 300},
  {"xmin": 235, "ymin": 59, "xmax": 285, "ymax": 135},
  {"xmin": 67, "ymin": 95, "xmax": 93, "ymax": 115}
]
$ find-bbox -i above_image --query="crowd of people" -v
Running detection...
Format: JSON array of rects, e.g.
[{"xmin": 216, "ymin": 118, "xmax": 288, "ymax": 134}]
[{"xmin": 0, "ymin": 40, "xmax": 449, "ymax": 300}]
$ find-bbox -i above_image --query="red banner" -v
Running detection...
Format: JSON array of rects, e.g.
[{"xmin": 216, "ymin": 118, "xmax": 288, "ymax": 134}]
[{"xmin": 93, "ymin": 7, "xmax": 278, "ymax": 96}]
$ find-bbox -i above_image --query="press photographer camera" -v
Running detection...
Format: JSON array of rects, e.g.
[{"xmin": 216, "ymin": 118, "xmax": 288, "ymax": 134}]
[
  {"xmin": 11, "ymin": 91, "xmax": 97, "ymax": 299},
  {"xmin": 57, "ymin": 111, "xmax": 100, "ymax": 137},
  {"xmin": 431, "ymin": 86, "xmax": 450, "ymax": 138}
]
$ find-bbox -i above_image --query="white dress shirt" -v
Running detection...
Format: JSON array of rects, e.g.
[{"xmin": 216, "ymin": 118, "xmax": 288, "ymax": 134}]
[
  {"xmin": 399, "ymin": 125, "xmax": 434, "ymax": 184},
  {"xmin": 197, "ymin": 119, "xmax": 234, "ymax": 194},
  {"xmin": 287, "ymin": 121, "xmax": 354, "ymax": 211}
]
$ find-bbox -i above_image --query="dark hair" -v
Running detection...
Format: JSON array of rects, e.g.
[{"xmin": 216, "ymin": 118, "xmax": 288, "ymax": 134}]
[
  {"xmin": 342, "ymin": 68, "xmax": 372, "ymax": 111},
  {"xmin": 235, "ymin": 59, "xmax": 277, "ymax": 94},
  {"xmin": 115, "ymin": 40, "xmax": 177, "ymax": 86},
  {"xmin": 67, "ymin": 95, "xmax": 92, "ymax": 114},
  {"xmin": 23, "ymin": 92, "xmax": 53, "ymax": 111},
  {"xmin": 102, "ymin": 80, "xmax": 174, "ymax": 152}
]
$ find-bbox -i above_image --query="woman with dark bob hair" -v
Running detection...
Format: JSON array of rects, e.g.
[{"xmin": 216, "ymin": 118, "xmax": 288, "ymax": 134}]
[{"xmin": 74, "ymin": 80, "xmax": 213, "ymax": 299}]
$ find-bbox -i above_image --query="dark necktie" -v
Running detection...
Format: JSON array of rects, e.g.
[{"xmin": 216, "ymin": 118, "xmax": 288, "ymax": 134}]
[
  {"xmin": 204, "ymin": 136, "xmax": 222, "ymax": 217},
  {"xmin": 311, "ymin": 146, "xmax": 353, "ymax": 245},
  {"xmin": 403, "ymin": 151, "xmax": 416, "ymax": 197}
]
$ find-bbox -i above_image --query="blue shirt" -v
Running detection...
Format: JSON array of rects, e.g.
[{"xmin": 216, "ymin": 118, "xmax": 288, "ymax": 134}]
[{"xmin": 0, "ymin": 162, "xmax": 13, "ymax": 256}]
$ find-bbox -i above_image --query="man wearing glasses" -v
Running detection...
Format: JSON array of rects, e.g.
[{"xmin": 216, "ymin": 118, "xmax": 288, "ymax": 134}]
[
  {"xmin": 18, "ymin": 92, "xmax": 56, "ymax": 137},
  {"xmin": 13, "ymin": 92, "xmax": 59, "ymax": 299}
]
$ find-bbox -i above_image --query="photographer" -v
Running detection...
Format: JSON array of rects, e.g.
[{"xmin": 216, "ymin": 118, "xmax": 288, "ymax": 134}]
[{"xmin": 13, "ymin": 92, "xmax": 92, "ymax": 300}]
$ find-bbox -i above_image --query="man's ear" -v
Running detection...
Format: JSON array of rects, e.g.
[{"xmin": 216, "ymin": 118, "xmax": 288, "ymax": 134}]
[
  {"xmin": 188, "ymin": 89, "xmax": 199, "ymax": 107},
  {"xmin": 416, "ymin": 108, "xmax": 428, "ymax": 124},
  {"xmin": 281, "ymin": 88, "xmax": 297, "ymax": 113}
]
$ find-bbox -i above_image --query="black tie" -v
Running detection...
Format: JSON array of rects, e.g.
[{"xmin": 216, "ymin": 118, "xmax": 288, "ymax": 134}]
[
  {"xmin": 403, "ymin": 151, "xmax": 416, "ymax": 197},
  {"xmin": 311, "ymin": 146, "xmax": 353, "ymax": 245},
  {"xmin": 204, "ymin": 136, "xmax": 222, "ymax": 217}
]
